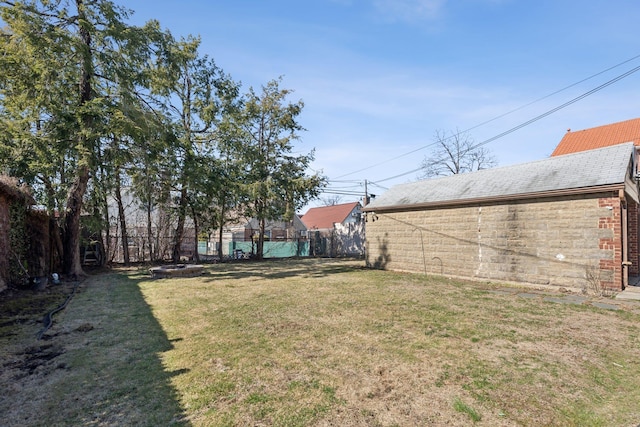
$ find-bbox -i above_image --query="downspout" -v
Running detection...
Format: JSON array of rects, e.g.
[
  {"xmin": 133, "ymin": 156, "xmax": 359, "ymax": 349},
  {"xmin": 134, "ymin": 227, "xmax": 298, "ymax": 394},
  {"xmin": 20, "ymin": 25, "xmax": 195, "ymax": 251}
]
[{"xmin": 621, "ymin": 190, "xmax": 630, "ymax": 289}]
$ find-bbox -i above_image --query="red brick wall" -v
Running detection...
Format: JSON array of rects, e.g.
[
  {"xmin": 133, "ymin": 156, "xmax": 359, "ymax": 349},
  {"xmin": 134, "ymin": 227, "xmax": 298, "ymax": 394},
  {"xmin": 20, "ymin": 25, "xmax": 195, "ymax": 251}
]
[
  {"xmin": 597, "ymin": 197, "xmax": 623, "ymax": 290},
  {"xmin": 628, "ymin": 199, "xmax": 639, "ymax": 276}
]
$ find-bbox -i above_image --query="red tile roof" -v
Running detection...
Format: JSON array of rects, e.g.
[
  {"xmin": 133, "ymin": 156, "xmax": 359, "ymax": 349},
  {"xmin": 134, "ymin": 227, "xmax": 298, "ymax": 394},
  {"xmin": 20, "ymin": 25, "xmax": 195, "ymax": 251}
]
[
  {"xmin": 551, "ymin": 118, "xmax": 640, "ymax": 156},
  {"xmin": 301, "ymin": 202, "xmax": 360, "ymax": 230}
]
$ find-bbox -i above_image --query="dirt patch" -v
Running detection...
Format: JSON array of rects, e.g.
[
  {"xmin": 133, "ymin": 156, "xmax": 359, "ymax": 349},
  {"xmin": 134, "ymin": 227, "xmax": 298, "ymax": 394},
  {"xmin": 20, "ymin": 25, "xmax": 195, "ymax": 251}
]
[
  {"xmin": 4, "ymin": 344, "xmax": 66, "ymax": 377},
  {"xmin": 0, "ymin": 280, "xmax": 78, "ymax": 384},
  {"xmin": 73, "ymin": 323, "xmax": 94, "ymax": 333}
]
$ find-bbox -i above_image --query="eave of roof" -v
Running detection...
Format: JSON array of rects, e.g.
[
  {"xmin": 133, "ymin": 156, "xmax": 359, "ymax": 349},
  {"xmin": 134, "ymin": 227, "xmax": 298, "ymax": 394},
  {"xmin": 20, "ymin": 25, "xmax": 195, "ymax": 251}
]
[{"xmin": 364, "ymin": 183, "xmax": 624, "ymax": 213}]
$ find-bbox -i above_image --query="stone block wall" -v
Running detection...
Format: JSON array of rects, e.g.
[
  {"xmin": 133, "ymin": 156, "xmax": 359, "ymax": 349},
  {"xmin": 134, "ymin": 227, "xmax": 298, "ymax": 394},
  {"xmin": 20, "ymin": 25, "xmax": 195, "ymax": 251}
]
[{"xmin": 365, "ymin": 193, "xmax": 625, "ymax": 291}]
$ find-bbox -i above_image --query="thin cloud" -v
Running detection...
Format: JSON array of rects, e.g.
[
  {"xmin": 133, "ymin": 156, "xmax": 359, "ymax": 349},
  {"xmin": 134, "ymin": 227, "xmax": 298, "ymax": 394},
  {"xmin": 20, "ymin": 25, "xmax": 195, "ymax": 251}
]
[{"xmin": 373, "ymin": 0, "xmax": 446, "ymax": 22}]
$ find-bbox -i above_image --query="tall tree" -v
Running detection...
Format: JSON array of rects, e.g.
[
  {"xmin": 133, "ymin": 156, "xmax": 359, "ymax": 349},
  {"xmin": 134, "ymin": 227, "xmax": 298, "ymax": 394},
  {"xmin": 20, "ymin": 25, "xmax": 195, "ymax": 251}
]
[
  {"xmin": 420, "ymin": 129, "xmax": 497, "ymax": 178},
  {"xmin": 0, "ymin": 0, "xmax": 163, "ymax": 275},
  {"xmin": 208, "ymin": 107, "xmax": 250, "ymax": 261},
  {"xmin": 127, "ymin": 110, "xmax": 176, "ymax": 263},
  {"xmin": 235, "ymin": 78, "xmax": 326, "ymax": 259},
  {"xmin": 149, "ymin": 34, "xmax": 238, "ymax": 262}
]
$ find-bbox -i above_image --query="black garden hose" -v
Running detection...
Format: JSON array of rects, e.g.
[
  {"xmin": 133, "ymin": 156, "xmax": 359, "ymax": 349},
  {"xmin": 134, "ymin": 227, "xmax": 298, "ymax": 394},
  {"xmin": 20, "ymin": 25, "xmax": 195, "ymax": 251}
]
[{"xmin": 36, "ymin": 280, "xmax": 80, "ymax": 340}]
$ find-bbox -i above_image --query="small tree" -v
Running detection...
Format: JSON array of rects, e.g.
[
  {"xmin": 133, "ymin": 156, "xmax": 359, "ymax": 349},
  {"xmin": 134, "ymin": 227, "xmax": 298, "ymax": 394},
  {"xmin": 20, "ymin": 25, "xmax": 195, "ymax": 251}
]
[
  {"xmin": 235, "ymin": 78, "xmax": 326, "ymax": 259},
  {"xmin": 420, "ymin": 129, "xmax": 496, "ymax": 178}
]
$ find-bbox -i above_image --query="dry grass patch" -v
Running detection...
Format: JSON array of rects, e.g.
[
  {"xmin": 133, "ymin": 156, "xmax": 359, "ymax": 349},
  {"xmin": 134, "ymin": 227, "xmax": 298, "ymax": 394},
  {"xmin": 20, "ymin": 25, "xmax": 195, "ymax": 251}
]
[
  {"xmin": 139, "ymin": 259, "xmax": 640, "ymax": 426},
  {"xmin": 2, "ymin": 258, "xmax": 640, "ymax": 426}
]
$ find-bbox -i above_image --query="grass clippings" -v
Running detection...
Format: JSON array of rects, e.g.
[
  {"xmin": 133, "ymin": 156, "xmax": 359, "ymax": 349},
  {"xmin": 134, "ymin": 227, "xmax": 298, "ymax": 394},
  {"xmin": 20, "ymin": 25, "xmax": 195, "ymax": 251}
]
[{"xmin": 1, "ymin": 258, "xmax": 640, "ymax": 426}]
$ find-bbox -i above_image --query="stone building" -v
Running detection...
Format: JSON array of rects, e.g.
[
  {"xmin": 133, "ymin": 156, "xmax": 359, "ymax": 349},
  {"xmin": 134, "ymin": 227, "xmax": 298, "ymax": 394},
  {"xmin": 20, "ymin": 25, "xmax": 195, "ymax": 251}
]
[{"xmin": 363, "ymin": 143, "xmax": 639, "ymax": 291}]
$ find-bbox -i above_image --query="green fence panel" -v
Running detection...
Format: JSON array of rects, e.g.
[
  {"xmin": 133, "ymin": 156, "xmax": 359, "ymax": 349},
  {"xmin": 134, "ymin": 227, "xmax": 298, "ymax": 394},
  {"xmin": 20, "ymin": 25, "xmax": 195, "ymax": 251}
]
[{"xmin": 229, "ymin": 241, "xmax": 309, "ymax": 258}]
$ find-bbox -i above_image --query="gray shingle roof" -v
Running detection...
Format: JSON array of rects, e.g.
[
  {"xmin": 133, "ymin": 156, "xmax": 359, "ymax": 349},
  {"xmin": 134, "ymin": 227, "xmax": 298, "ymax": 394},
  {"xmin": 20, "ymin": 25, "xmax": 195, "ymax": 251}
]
[{"xmin": 366, "ymin": 142, "xmax": 634, "ymax": 210}]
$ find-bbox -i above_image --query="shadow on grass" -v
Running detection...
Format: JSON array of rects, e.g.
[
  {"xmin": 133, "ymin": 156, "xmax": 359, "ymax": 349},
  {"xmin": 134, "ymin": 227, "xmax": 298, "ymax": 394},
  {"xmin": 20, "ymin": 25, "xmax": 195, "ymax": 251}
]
[
  {"xmin": 28, "ymin": 273, "xmax": 193, "ymax": 426},
  {"xmin": 197, "ymin": 258, "xmax": 365, "ymax": 282}
]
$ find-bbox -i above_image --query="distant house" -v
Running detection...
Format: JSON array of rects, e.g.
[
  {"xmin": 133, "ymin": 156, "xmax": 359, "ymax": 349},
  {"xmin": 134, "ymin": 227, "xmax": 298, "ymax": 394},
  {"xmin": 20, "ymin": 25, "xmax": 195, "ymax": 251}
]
[
  {"xmin": 301, "ymin": 202, "xmax": 364, "ymax": 257},
  {"xmin": 301, "ymin": 202, "xmax": 362, "ymax": 232},
  {"xmin": 363, "ymin": 143, "xmax": 639, "ymax": 292},
  {"xmin": 552, "ymin": 117, "xmax": 640, "ymax": 156}
]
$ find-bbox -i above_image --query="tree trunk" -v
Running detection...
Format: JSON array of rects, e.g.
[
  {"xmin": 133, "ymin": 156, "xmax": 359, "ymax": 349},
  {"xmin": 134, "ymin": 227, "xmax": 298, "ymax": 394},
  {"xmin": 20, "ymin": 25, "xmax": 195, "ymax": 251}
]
[
  {"xmin": 114, "ymin": 170, "xmax": 129, "ymax": 265},
  {"xmin": 49, "ymin": 217, "xmax": 63, "ymax": 273},
  {"xmin": 257, "ymin": 216, "xmax": 265, "ymax": 260},
  {"xmin": 90, "ymin": 194, "xmax": 106, "ymax": 267},
  {"xmin": 172, "ymin": 186, "xmax": 188, "ymax": 263},
  {"xmin": 146, "ymin": 196, "xmax": 154, "ymax": 262},
  {"xmin": 217, "ymin": 203, "xmax": 226, "ymax": 262},
  {"xmin": 62, "ymin": 0, "xmax": 93, "ymax": 277},
  {"xmin": 41, "ymin": 176, "xmax": 57, "ymax": 219},
  {"xmin": 192, "ymin": 205, "xmax": 200, "ymax": 263},
  {"xmin": 62, "ymin": 165, "xmax": 89, "ymax": 277},
  {"xmin": 217, "ymin": 225, "xmax": 224, "ymax": 261},
  {"xmin": 100, "ymin": 179, "xmax": 111, "ymax": 266}
]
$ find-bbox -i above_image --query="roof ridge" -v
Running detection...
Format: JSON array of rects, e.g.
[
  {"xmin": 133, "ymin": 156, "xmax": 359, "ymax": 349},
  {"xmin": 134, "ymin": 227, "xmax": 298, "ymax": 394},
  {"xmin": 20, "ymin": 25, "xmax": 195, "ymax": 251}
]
[
  {"xmin": 367, "ymin": 142, "xmax": 633, "ymax": 210},
  {"xmin": 411, "ymin": 142, "xmax": 634, "ymax": 187},
  {"xmin": 567, "ymin": 117, "xmax": 640, "ymax": 133},
  {"xmin": 305, "ymin": 201, "xmax": 359, "ymax": 211}
]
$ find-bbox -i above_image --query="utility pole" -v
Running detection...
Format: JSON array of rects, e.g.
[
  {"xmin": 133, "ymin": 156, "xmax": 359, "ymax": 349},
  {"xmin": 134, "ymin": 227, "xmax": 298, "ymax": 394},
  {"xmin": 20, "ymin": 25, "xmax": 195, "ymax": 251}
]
[{"xmin": 363, "ymin": 179, "xmax": 368, "ymax": 206}]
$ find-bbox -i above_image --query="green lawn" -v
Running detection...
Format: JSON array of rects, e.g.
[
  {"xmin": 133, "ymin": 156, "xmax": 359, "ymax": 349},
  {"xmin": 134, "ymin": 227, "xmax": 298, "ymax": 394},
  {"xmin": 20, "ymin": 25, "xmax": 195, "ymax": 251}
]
[{"xmin": 2, "ymin": 258, "xmax": 640, "ymax": 426}]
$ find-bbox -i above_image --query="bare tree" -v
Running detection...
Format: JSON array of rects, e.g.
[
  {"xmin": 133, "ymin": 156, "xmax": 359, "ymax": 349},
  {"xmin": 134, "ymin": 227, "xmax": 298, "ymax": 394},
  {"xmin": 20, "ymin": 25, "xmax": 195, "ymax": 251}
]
[
  {"xmin": 420, "ymin": 129, "xmax": 497, "ymax": 178},
  {"xmin": 320, "ymin": 195, "xmax": 344, "ymax": 206}
]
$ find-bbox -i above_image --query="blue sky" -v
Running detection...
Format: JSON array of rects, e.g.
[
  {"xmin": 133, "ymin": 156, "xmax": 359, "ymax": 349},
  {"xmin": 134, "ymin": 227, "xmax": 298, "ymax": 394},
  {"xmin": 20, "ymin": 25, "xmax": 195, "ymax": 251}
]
[{"xmin": 124, "ymin": 0, "xmax": 640, "ymax": 210}]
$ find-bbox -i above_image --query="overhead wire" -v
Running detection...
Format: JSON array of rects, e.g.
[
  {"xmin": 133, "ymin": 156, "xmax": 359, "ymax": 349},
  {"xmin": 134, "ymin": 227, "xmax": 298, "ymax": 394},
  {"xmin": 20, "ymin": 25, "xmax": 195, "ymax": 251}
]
[
  {"xmin": 332, "ymin": 53, "xmax": 640, "ymax": 181},
  {"xmin": 368, "ymin": 181, "xmax": 389, "ymax": 190},
  {"xmin": 466, "ymin": 64, "xmax": 640, "ymax": 150},
  {"xmin": 361, "ymin": 61, "xmax": 640, "ymax": 184}
]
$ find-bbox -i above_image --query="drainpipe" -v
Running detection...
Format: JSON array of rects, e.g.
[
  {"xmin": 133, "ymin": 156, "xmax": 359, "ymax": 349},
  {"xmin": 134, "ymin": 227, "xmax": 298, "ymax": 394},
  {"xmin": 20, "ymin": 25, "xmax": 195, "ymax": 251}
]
[{"xmin": 621, "ymin": 190, "xmax": 630, "ymax": 289}]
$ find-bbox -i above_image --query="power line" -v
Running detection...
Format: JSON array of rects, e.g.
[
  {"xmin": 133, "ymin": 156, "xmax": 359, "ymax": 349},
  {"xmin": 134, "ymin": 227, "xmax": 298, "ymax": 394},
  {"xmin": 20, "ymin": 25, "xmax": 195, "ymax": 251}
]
[
  {"xmin": 374, "ymin": 167, "xmax": 424, "ymax": 184},
  {"xmin": 462, "ymin": 53, "xmax": 640, "ymax": 136},
  {"xmin": 467, "ymin": 64, "xmax": 640, "ymax": 153},
  {"xmin": 328, "ymin": 179, "xmax": 364, "ymax": 184},
  {"xmin": 324, "ymin": 185, "xmax": 362, "ymax": 191},
  {"xmin": 334, "ymin": 53, "xmax": 640, "ymax": 180},
  {"xmin": 321, "ymin": 190, "xmax": 364, "ymax": 196},
  {"xmin": 370, "ymin": 62, "xmax": 640, "ymax": 184}
]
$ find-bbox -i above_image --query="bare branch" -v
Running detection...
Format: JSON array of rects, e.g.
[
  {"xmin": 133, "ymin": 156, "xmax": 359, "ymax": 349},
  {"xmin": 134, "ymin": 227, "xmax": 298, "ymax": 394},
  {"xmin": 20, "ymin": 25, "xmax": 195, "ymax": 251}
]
[{"xmin": 420, "ymin": 129, "xmax": 497, "ymax": 178}]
